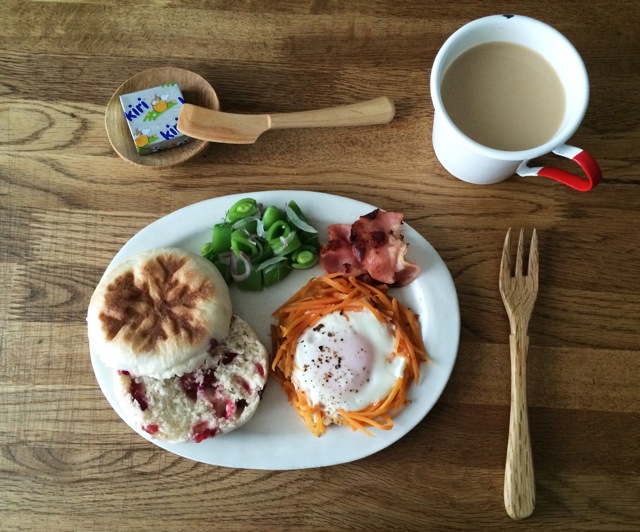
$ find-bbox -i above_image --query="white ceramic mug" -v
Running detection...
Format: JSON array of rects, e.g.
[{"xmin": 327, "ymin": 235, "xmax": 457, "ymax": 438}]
[{"xmin": 430, "ymin": 15, "xmax": 602, "ymax": 192}]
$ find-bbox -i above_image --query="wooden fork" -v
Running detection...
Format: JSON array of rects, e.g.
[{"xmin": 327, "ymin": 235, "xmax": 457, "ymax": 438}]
[{"xmin": 499, "ymin": 228, "xmax": 539, "ymax": 520}]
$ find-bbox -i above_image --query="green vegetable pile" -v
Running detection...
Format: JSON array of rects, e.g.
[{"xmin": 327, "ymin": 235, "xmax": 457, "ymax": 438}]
[{"xmin": 200, "ymin": 198, "xmax": 320, "ymax": 290}]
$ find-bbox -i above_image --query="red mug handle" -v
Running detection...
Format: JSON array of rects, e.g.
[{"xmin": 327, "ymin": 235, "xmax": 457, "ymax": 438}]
[{"xmin": 517, "ymin": 144, "xmax": 602, "ymax": 192}]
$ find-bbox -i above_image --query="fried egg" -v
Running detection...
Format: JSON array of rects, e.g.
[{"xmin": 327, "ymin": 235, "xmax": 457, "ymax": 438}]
[{"xmin": 291, "ymin": 309, "xmax": 406, "ymax": 414}]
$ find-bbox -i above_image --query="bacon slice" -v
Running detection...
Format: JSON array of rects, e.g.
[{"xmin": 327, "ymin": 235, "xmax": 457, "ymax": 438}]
[
  {"xmin": 319, "ymin": 209, "xmax": 420, "ymax": 286},
  {"xmin": 328, "ymin": 223, "xmax": 352, "ymax": 242},
  {"xmin": 319, "ymin": 226, "xmax": 366, "ymax": 276}
]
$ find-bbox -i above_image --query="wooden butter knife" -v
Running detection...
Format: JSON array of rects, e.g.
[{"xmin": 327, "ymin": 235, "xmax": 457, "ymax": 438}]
[{"xmin": 177, "ymin": 97, "xmax": 395, "ymax": 144}]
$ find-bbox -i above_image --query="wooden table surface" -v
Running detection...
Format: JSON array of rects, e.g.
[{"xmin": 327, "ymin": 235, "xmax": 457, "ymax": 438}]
[{"xmin": 2, "ymin": 1, "xmax": 639, "ymax": 529}]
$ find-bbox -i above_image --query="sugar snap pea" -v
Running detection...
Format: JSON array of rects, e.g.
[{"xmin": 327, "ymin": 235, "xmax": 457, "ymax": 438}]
[{"xmin": 201, "ymin": 198, "xmax": 321, "ymax": 290}]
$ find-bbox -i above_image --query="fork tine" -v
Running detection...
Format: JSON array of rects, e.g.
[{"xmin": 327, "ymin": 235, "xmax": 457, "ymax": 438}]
[
  {"xmin": 515, "ymin": 229, "xmax": 525, "ymax": 277},
  {"xmin": 528, "ymin": 228, "xmax": 539, "ymax": 284},
  {"xmin": 500, "ymin": 228, "xmax": 512, "ymax": 289}
]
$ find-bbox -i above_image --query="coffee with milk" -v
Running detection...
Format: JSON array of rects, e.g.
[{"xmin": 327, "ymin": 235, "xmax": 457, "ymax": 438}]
[{"xmin": 441, "ymin": 41, "xmax": 566, "ymax": 151}]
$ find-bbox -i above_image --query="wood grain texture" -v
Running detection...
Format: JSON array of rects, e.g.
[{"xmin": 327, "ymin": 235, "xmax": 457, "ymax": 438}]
[
  {"xmin": 178, "ymin": 97, "xmax": 395, "ymax": 143},
  {"xmin": 500, "ymin": 229, "xmax": 539, "ymax": 520},
  {"xmin": 2, "ymin": 0, "xmax": 640, "ymax": 530}
]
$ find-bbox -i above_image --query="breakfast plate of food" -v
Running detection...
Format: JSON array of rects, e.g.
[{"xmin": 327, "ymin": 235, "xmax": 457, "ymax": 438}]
[{"xmin": 88, "ymin": 190, "xmax": 460, "ymax": 469}]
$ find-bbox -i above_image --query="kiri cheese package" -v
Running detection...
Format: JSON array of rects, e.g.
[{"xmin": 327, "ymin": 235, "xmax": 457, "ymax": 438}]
[{"xmin": 119, "ymin": 82, "xmax": 192, "ymax": 154}]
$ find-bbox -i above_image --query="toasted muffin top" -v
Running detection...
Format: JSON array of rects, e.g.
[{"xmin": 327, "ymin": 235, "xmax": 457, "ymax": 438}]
[{"xmin": 88, "ymin": 247, "xmax": 232, "ymax": 378}]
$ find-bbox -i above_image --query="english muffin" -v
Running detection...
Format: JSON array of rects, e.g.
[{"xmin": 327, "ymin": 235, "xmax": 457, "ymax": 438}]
[
  {"xmin": 116, "ymin": 315, "xmax": 269, "ymax": 443},
  {"xmin": 88, "ymin": 247, "xmax": 232, "ymax": 379}
]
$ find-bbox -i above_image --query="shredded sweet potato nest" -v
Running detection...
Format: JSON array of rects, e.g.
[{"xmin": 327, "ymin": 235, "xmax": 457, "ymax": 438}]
[{"xmin": 271, "ymin": 273, "xmax": 428, "ymax": 437}]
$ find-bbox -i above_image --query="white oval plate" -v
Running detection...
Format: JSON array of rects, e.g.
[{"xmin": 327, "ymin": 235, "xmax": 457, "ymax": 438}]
[{"xmin": 90, "ymin": 190, "xmax": 460, "ymax": 469}]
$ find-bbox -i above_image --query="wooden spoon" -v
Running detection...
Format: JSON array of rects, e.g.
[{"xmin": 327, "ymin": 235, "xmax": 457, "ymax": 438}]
[{"xmin": 177, "ymin": 97, "xmax": 395, "ymax": 144}]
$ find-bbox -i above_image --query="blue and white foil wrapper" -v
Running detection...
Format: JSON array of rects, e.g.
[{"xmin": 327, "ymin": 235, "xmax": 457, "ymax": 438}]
[{"xmin": 119, "ymin": 82, "xmax": 192, "ymax": 154}]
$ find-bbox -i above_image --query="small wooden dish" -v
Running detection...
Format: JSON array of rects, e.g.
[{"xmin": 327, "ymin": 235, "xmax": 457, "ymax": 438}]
[{"xmin": 105, "ymin": 67, "xmax": 219, "ymax": 169}]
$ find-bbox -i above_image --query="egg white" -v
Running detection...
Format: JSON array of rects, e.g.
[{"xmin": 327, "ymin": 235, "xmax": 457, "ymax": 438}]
[{"xmin": 291, "ymin": 309, "xmax": 406, "ymax": 414}]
